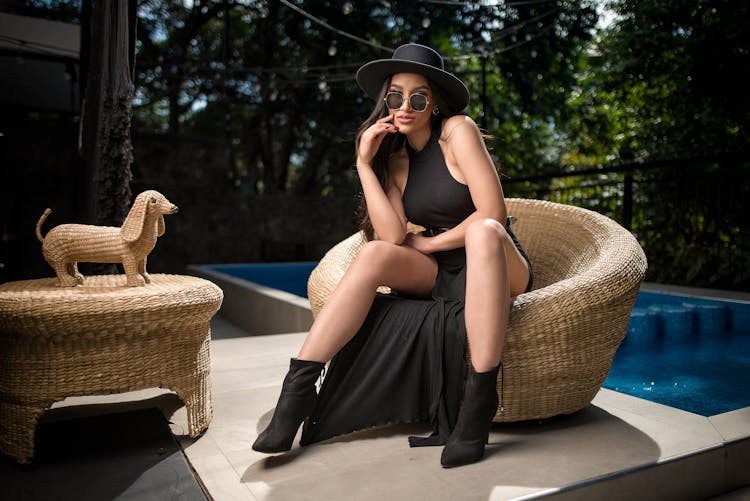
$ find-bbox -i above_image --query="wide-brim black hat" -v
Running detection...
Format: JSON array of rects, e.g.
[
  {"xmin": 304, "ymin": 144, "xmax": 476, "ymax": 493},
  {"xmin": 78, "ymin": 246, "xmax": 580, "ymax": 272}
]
[{"xmin": 356, "ymin": 43, "xmax": 469, "ymax": 113}]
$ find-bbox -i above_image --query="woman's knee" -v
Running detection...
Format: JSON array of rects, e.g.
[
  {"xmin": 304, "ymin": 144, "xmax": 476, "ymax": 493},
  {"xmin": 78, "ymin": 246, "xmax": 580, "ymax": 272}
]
[
  {"xmin": 353, "ymin": 239, "xmax": 403, "ymax": 271},
  {"xmin": 465, "ymin": 218, "xmax": 509, "ymax": 257}
]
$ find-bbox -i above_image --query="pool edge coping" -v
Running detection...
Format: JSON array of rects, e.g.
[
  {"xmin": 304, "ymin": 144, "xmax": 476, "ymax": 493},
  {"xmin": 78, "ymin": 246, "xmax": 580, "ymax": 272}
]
[
  {"xmin": 641, "ymin": 282, "xmax": 750, "ymax": 304},
  {"xmin": 187, "ymin": 264, "xmax": 313, "ymax": 335}
]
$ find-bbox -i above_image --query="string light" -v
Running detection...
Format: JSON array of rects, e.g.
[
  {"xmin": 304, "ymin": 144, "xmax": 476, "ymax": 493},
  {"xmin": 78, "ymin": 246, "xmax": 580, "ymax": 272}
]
[
  {"xmin": 421, "ymin": 0, "xmax": 555, "ymax": 6},
  {"xmin": 135, "ymin": 2, "xmax": 563, "ymax": 92},
  {"xmin": 278, "ymin": 0, "xmax": 393, "ymax": 52},
  {"xmin": 318, "ymin": 76, "xmax": 331, "ymax": 100},
  {"xmin": 328, "ymin": 40, "xmax": 338, "ymax": 56}
]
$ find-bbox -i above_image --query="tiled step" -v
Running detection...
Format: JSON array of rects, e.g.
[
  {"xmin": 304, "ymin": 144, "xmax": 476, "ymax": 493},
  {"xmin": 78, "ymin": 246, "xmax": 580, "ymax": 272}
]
[{"xmin": 625, "ymin": 302, "xmax": 731, "ymax": 344}]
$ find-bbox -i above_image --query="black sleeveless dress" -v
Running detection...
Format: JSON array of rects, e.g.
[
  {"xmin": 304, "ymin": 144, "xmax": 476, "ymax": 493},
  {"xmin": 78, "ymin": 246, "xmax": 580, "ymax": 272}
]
[{"xmin": 300, "ymin": 120, "xmax": 532, "ymax": 448}]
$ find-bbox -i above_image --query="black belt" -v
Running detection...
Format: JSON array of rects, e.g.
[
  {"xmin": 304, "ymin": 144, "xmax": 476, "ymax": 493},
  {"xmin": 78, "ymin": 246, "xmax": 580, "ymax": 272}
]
[
  {"xmin": 423, "ymin": 217, "xmax": 517, "ymax": 237},
  {"xmin": 422, "ymin": 227, "xmax": 451, "ymax": 237}
]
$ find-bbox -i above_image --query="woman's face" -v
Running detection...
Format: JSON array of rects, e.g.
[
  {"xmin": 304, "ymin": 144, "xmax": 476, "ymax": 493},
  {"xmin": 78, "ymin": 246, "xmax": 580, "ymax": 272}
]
[{"xmin": 386, "ymin": 73, "xmax": 435, "ymax": 135}]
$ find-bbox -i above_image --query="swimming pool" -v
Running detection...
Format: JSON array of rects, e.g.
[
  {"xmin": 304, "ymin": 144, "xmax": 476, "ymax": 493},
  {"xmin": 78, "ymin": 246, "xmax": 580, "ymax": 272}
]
[
  {"xmin": 203, "ymin": 262, "xmax": 317, "ymax": 298},
  {"xmin": 603, "ymin": 289, "xmax": 750, "ymax": 416}
]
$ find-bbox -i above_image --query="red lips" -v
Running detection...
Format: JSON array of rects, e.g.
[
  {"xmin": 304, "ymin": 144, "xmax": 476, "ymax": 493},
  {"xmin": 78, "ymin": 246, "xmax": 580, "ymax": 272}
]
[{"xmin": 396, "ymin": 114, "xmax": 415, "ymax": 125}]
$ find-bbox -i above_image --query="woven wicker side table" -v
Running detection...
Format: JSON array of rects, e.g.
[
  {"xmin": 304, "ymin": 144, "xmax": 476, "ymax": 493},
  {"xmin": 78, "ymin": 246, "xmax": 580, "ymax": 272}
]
[{"xmin": 0, "ymin": 273, "xmax": 223, "ymax": 464}]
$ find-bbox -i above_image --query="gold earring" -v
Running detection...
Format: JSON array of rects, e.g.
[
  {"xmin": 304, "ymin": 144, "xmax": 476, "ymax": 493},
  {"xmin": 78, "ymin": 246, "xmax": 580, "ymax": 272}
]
[{"xmin": 432, "ymin": 107, "xmax": 440, "ymax": 116}]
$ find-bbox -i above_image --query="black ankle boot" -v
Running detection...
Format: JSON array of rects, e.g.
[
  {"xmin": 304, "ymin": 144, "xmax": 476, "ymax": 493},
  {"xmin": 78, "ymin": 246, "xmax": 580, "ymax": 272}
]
[
  {"xmin": 252, "ymin": 358, "xmax": 325, "ymax": 453},
  {"xmin": 440, "ymin": 364, "xmax": 501, "ymax": 468}
]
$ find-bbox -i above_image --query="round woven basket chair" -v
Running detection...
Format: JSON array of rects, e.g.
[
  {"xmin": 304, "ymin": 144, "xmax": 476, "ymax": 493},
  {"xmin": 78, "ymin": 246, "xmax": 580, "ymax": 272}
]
[{"xmin": 307, "ymin": 198, "xmax": 648, "ymax": 422}]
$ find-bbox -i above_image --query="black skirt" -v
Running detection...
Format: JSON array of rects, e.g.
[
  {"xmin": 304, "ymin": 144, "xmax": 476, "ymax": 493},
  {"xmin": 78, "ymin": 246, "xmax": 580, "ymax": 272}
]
[
  {"xmin": 299, "ymin": 222, "xmax": 532, "ymax": 448},
  {"xmin": 300, "ymin": 246, "xmax": 469, "ymax": 448}
]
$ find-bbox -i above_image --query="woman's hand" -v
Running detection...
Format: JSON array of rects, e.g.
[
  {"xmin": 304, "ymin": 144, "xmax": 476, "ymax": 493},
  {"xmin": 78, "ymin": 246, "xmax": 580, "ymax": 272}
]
[
  {"xmin": 404, "ymin": 232, "xmax": 433, "ymax": 255},
  {"xmin": 357, "ymin": 114, "xmax": 399, "ymax": 167}
]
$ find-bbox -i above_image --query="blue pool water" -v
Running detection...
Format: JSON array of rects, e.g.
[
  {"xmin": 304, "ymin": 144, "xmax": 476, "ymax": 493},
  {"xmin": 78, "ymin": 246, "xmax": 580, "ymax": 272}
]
[
  {"xmin": 206, "ymin": 262, "xmax": 750, "ymax": 417},
  {"xmin": 205, "ymin": 262, "xmax": 317, "ymax": 298},
  {"xmin": 603, "ymin": 290, "xmax": 750, "ymax": 416}
]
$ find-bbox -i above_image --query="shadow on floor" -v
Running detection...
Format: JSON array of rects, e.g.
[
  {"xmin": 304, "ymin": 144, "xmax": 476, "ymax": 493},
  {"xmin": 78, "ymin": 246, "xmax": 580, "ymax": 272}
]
[
  {"xmin": 0, "ymin": 404, "xmax": 206, "ymax": 501},
  {"xmin": 241, "ymin": 405, "xmax": 661, "ymax": 501}
]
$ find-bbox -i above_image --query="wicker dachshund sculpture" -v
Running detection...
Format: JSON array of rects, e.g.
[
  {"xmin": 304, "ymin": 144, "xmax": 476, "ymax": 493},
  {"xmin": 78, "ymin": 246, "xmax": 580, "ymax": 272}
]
[{"xmin": 35, "ymin": 190, "xmax": 178, "ymax": 287}]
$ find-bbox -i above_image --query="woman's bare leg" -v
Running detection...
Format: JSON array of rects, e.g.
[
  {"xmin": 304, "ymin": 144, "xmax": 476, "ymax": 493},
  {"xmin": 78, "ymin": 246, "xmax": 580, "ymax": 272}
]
[
  {"xmin": 254, "ymin": 239, "xmax": 437, "ymax": 453},
  {"xmin": 298, "ymin": 240, "xmax": 438, "ymax": 362},
  {"xmin": 464, "ymin": 218, "xmax": 531, "ymax": 372},
  {"xmin": 441, "ymin": 218, "xmax": 531, "ymax": 467}
]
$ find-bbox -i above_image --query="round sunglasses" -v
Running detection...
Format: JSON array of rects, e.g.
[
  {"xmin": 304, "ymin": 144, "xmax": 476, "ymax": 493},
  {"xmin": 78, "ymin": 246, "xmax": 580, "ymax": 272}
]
[{"xmin": 384, "ymin": 91, "xmax": 431, "ymax": 112}]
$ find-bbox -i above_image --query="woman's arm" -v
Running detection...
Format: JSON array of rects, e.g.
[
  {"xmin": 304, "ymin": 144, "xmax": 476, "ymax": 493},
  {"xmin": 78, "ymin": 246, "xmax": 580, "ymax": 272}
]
[
  {"xmin": 406, "ymin": 116, "xmax": 506, "ymax": 254},
  {"xmin": 357, "ymin": 115, "xmax": 408, "ymax": 244}
]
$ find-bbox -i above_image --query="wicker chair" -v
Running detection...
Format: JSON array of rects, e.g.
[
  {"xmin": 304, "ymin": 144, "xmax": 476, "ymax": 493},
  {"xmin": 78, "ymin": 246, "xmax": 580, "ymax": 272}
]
[{"xmin": 306, "ymin": 199, "xmax": 647, "ymax": 422}]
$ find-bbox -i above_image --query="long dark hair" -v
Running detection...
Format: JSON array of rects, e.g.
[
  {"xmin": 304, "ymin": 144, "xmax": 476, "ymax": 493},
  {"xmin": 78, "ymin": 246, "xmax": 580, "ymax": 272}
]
[{"xmin": 356, "ymin": 77, "xmax": 455, "ymax": 240}]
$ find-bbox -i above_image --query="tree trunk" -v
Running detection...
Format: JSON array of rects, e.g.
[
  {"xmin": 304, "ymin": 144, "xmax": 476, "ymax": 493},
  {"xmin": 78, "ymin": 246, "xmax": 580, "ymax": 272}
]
[
  {"xmin": 80, "ymin": 0, "xmax": 136, "ymax": 228},
  {"xmin": 295, "ymin": 135, "xmax": 330, "ymax": 195},
  {"xmin": 79, "ymin": 0, "xmax": 136, "ymax": 275}
]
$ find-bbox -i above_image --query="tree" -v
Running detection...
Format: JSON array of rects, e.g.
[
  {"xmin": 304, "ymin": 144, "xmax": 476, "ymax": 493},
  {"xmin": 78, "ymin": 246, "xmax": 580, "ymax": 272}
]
[
  {"xmin": 131, "ymin": 0, "xmax": 600, "ymax": 195},
  {"xmin": 562, "ymin": 0, "xmax": 750, "ymax": 289},
  {"xmin": 566, "ymin": 0, "xmax": 750, "ymax": 162}
]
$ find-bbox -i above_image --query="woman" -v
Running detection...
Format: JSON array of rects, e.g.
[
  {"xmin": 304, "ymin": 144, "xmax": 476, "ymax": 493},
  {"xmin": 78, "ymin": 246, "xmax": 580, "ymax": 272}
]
[{"xmin": 252, "ymin": 43, "xmax": 533, "ymax": 468}]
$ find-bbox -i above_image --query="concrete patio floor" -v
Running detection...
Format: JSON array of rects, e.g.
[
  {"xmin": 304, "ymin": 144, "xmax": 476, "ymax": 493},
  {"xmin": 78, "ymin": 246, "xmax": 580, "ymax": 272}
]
[{"xmin": 49, "ymin": 315, "xmax": 749, "ymax": 500}]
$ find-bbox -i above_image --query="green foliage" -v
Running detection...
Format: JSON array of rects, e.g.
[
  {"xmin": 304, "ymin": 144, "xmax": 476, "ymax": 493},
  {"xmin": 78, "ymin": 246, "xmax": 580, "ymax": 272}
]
[
  {"xmin": 542, "ymin": 0, "xmax": 750, "ymax": 291},
  {"xmin": 565, "ymin": 0, "xmax": 750, "ymax": 162},
  {"xmin": 630, "ymin": 161, "xmax": 750, "ymax": 290},
  {"xmin": 130, "ymin": 0, "xmax": 598, "ymax": 193}
]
